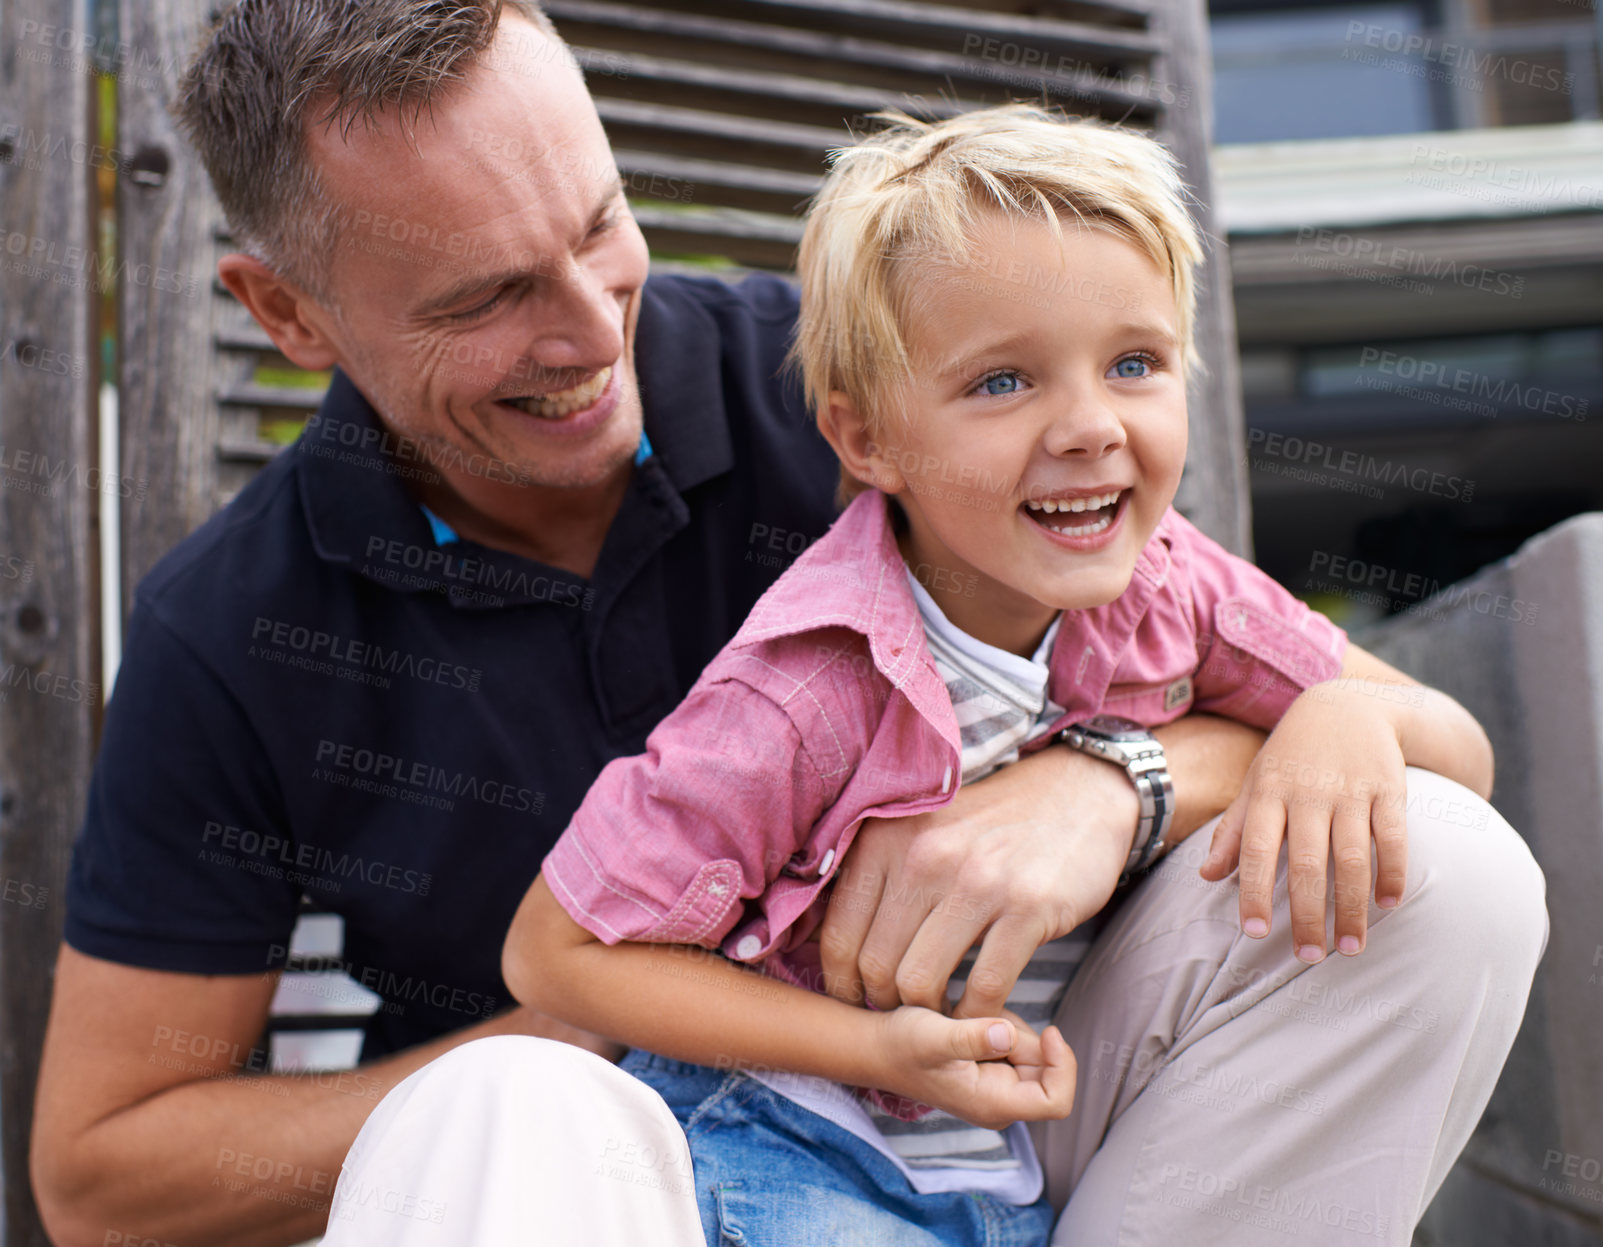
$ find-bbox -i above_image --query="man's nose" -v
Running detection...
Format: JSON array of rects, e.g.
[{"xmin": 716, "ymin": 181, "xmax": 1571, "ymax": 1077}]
[{"xmin": 524, "ymin": 261, "xmax": 624, "ymax": 375}]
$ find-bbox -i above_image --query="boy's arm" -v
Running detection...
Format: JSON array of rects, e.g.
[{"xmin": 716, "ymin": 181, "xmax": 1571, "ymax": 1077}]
[
  {"xmin": 502, "ymin": 876, "xmax": 1075, "ymax": 1130},
  {"xmin": 1331, "ymin": 643, "xmax": 1494, "ymax": 796}
]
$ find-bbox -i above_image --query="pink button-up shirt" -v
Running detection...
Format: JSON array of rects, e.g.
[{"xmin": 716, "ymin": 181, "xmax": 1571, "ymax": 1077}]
[{"xmin": 544, "ymin": 489, "xmax": 1346, "ymax": 993}]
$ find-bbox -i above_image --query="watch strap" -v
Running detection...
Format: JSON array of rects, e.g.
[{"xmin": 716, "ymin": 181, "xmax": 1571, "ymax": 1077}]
[{"xmin": 1056, "ymin": 721, "xmax": 1175, "ymax": 887}]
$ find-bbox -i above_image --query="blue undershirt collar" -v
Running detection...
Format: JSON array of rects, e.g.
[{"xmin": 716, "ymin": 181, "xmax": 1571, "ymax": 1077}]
[{"xmin": 419, "ymin": 430, "xmax": 655, "ymax": 546}]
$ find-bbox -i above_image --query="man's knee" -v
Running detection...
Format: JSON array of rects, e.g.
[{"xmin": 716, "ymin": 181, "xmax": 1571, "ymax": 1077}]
[
  {"xmin": 414, "ymin": 1035, "xmax": 639, "ymax": 1104},
  {"xmin": 1395, "ymin": 767, "xmax": 1548, "ymax": 966}
]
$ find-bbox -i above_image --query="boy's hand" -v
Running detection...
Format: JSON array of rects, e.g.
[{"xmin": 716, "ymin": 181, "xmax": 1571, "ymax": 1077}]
[
  {"xmin": 871, "ymin": 1007, "xmax": 1076, "ymax": 1130},
  {"xmin": 1199, "ymin": 682, "xmax": 1411, "ymax": 962}
]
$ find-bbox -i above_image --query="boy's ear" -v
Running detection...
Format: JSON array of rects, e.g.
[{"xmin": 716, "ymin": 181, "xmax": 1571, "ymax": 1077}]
[{"xmin": 818, "ymin": 391, "xmax": 906, "ymax": 494}]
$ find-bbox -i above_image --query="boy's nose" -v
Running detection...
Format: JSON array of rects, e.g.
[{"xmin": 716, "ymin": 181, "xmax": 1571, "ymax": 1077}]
[{"xmin": 1042, "ymin": 395, "xmax": 1127, "ymax": 459}]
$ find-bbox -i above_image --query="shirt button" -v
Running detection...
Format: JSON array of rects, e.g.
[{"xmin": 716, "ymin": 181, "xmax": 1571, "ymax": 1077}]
[
  {"xmin": 818, "ymin": 848, "xmax": 836, "ymax": 876},
  {"xmin": 940, "ymin": 765, "xmax": 952, "ymax": 794},
  {"xmin": 735, "ymin": 934, "xmax": 763, "ymax": 960}
]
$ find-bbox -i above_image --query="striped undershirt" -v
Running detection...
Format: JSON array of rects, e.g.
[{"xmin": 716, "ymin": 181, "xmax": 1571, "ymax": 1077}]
[
  {"xmin": 858, "ymin": 568, "xmax": 1110, "ymax": 1177},
  {"xmin": 749, "ymin": 567, "xmax": 1111, "ymax": 1202}
]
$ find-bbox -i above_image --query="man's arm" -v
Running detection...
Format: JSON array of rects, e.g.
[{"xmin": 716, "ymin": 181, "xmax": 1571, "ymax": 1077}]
[
  {"xmin": 31, "ymin": 947, "xmax": 618, "ymax": 1247},
  {"xmin": 819, "ymin": 712, "xmax": 1266, "ymax": 1018}
]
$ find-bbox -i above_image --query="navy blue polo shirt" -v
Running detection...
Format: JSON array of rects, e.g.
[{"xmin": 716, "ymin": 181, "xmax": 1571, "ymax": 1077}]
[{"xmin": 64, "ymin": 273, "xmax": 841, "ymax": 1057}]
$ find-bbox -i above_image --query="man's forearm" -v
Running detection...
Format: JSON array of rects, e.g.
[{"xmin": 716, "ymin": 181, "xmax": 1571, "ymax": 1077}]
[
  {"xmin": 1152, "ymin": 712, "xmax": 1267, "ymax": 847},
  {"xmin": 42, "ymin": 1005, "xmax": 604, "ymax": 1247}
]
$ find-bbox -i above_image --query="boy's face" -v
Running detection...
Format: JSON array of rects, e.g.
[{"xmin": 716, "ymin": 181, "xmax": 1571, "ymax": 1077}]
[{"xmin": 863, "ymin": 212, "xmax": 1188, "ymax": 654}]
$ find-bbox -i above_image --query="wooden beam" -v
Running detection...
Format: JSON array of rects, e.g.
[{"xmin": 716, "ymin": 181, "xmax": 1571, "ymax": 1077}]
[
  {"xmin": 0, "ymin": 1, "xmax": 102, "ymax": 1240},
  {"xmin": 549, "ymin": 1, "xmax": 1159, "ymax": 106},
  {"xmin": 1150, "ymin": 0, "xmax": 1252, "ymax": 557},
  {"xmin": 116, "ymin": 0, "xmax": 237, "ymax": 611}
]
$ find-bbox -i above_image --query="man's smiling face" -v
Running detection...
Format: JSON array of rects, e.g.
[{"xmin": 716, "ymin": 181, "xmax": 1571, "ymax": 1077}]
[{"xmin": 304, "ymin": 15, "xmax": 650, "ymax": 493}]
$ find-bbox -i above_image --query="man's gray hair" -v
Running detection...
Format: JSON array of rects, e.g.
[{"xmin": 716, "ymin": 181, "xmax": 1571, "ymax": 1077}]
[{"xmin": 174, "ymin": 0, "xmax": 564, "ymax": 299}]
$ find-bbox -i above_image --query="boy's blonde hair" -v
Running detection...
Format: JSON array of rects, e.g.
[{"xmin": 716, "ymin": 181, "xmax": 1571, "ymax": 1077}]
[{"xmin": 790, "ymin": 104, "xmax": 1205, "ymax": 500}]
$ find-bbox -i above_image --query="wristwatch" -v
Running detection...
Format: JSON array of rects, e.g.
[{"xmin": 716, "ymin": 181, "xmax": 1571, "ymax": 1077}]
[{"xmin": 1056, "ymin": 715, "xmax": 1175, "ymax": 887}]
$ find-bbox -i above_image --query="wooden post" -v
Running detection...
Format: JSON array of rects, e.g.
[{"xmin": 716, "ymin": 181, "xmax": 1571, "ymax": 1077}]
[
  {"xmin": 0, "ymin": 1, "xmax": 102, "ymax": 1240},
  {"xmin": 1153, "ymin": 0, "xmax": 1255, "ymax": 558},
  {"xmin": 116, "ymin": 0, "xmax": 232, "ymax": 611}
]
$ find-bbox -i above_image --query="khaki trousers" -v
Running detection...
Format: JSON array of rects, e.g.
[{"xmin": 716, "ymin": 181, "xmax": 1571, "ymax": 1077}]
[
  {"xmin": 324, "ymin": 767, "xmax": 1547, "ymax": 1245},
  {"xmin": 1036, "ymin": 766, "xmax": 1548, "ymax": 1245}
]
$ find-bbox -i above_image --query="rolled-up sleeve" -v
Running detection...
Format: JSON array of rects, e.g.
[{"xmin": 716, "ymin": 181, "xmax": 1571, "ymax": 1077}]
[
  {"xmin": 542, "ymin": 677, "xmax": 828, "ymax": 950},
  {"xmin": 1177, "ymin": 517, "xmax": 1348, "ymax": 729}
]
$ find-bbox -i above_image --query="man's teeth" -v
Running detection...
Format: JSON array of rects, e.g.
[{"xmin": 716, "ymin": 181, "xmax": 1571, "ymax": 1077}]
[
  {"xmin": 505, "ymin": 366, "xmax": 612, "ymax": 419},
  {"xmin": 1024, "ymin": 490, "xmax": 1122, "ymax": 515}
]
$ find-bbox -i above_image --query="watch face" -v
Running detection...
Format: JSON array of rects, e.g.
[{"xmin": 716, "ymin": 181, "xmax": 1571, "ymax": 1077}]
[{"xmin": 1083, "ymin": 714, "xmax": 1147, "ymax": 740}]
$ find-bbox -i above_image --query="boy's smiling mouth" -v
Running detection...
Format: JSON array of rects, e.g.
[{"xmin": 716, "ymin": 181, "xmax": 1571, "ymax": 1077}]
[{"xmin": 1022, "ymin": 488, "xmax": 1128, "ymax": 537}]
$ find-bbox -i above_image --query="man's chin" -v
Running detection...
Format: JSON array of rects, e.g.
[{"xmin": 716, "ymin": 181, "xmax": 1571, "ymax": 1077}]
[{"xmin": 494, "ymin": 427, "xmax": 642, "ymax": 492}]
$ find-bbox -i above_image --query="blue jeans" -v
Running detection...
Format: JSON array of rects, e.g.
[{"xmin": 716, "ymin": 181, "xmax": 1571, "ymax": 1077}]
[{"xmin": 621, "ymin": 1049, "xmax": 1056, "ymax": 1247}]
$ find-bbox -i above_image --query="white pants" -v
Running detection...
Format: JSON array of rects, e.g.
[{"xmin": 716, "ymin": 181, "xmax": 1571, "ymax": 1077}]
[{"xmin": 321, "ymin": 769, "xmax": 1547, "ymax": 1246}]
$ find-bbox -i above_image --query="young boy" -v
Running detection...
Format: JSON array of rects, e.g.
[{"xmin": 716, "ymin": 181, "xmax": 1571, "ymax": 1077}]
[{"xmin": 502, "ymin": 105, "xmax": 1493, "ymax": 1244}]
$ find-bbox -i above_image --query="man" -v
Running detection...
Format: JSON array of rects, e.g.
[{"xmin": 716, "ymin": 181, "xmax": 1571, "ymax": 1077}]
[{"xmin": 30, "ymin": 4, "xmax": 1543, "ymax": 1246}]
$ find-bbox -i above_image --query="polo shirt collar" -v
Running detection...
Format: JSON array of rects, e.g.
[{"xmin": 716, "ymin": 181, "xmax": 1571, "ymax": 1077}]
[
  {"xmin": 632, "ymin": 275, "xmax": 734, "ymax": 493},
  {"xmin": 295, "ymin": 374, "xmax": 591, "ymax": 610},
  {"xmin": 297, "ymin": 369, "xmax": 439, "ymax": 570}
]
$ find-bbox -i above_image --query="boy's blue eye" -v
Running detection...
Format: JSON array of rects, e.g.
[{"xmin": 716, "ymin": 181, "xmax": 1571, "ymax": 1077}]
[
  {"xmin": 1112, "ymin": 356, "xmax": 1150, "ymax": 379},
  {"xmin": 978, "ymin": 371, "xmax": 1022, "ymax": 396}
]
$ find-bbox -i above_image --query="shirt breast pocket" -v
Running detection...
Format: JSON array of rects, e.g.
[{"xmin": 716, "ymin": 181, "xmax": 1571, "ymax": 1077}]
[{"xmin": 1099, "ymin": 674, "xmax": 1195, "ymax": 725}]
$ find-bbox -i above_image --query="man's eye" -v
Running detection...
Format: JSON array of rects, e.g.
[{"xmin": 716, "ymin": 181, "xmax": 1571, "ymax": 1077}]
[
  {"xmin": 976, "ymin": 370, "xmax": 1023, "ymax": 396},
  {"xmin": 452, "ymin": 289, "xmax": 509, "ymax": 321}
]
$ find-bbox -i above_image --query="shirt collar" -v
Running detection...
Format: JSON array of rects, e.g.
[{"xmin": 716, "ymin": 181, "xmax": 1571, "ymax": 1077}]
[
  {"xmin": 733, "ymin": 489, "xmax": 1178, "ymax": 724},
  {"xmin": 420, "ymin": 504, "xmax": 460, "ymax": 546},
  {"xmin": 631, "ymin": 276, "xmax": 733, "ymax": 493},
  {"xmin": 417, "ymin": 431, "xmax": 652, "ymax": 546}
]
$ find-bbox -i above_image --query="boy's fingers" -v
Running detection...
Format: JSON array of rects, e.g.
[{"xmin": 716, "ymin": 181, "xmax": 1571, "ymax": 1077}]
[
  {"xmin": 1286, "ymin": 802, "xmax": 1331, "ymax": 961},
  {"xmin": 1330, "ymin": 802, "xmax": 1373, "ymax": 955},
  {"xmin": 1371, "ymin": 784, "xmax": 1409, "ymax": 909},
  {"xmin": 1200, "ymin": 793, "xmax": 1246, "ymax": 881},
  {"xmin": 964, "ymin": 1027, "xmax": 1076, "ymax": 1125},
  {"xmin": 940, "ymin": 1017, "xmax": 1016, "ymax": 1064},
  {"xmin": 998, "ymin": 1010, "xmax": 1043, "ymax": 1067},
  {"xmin": 1235, "ymin": 795, "xmax": 1286, "ymax": 936},
  {"xmin": 1036, "ymin": 1026, "xmax": 1077, "ymax": 1116}
]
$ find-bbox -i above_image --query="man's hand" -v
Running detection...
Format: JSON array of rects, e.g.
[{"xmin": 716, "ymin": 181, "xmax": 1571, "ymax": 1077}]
[
  {"xmin": 871, "ymin": 1007, "xmax": 1076, "ymax": 1130},
  {"xmin": 820, "ymin": 745, "xmax": 1138, "ymax": 1020},
  {"xmin": 818, "ymin": 714, "xmax": 1268, "ymax": 1021}
]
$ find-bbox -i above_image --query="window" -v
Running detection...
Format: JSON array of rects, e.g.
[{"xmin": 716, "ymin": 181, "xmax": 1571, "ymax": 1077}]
[{"xmin": 1211, "ymin": 3, "xmax": 1444, "ymax": 142}]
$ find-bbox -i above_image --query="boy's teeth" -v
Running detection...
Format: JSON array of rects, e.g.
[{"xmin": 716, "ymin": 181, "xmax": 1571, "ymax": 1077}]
[
  {"xmin": 1024, "ymin": 489, "xmax": 1123, "ymax": 515},
  {"xmin": 1040, "ymin": 512, "xmax": 1114, "ymax": 536},
  {"xmin": 505, "ymin": 366, "xmax": 612, "ymax": 419}
]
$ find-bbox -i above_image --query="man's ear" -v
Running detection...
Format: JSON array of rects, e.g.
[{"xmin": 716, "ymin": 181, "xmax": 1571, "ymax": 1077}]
[
  {"xmin": 217, "ymin": 254, "xmax": 340, "ymax": 372},
  {"xmin": 817, "ymin": 391, "xmax": 905, "ymax": 494}
]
